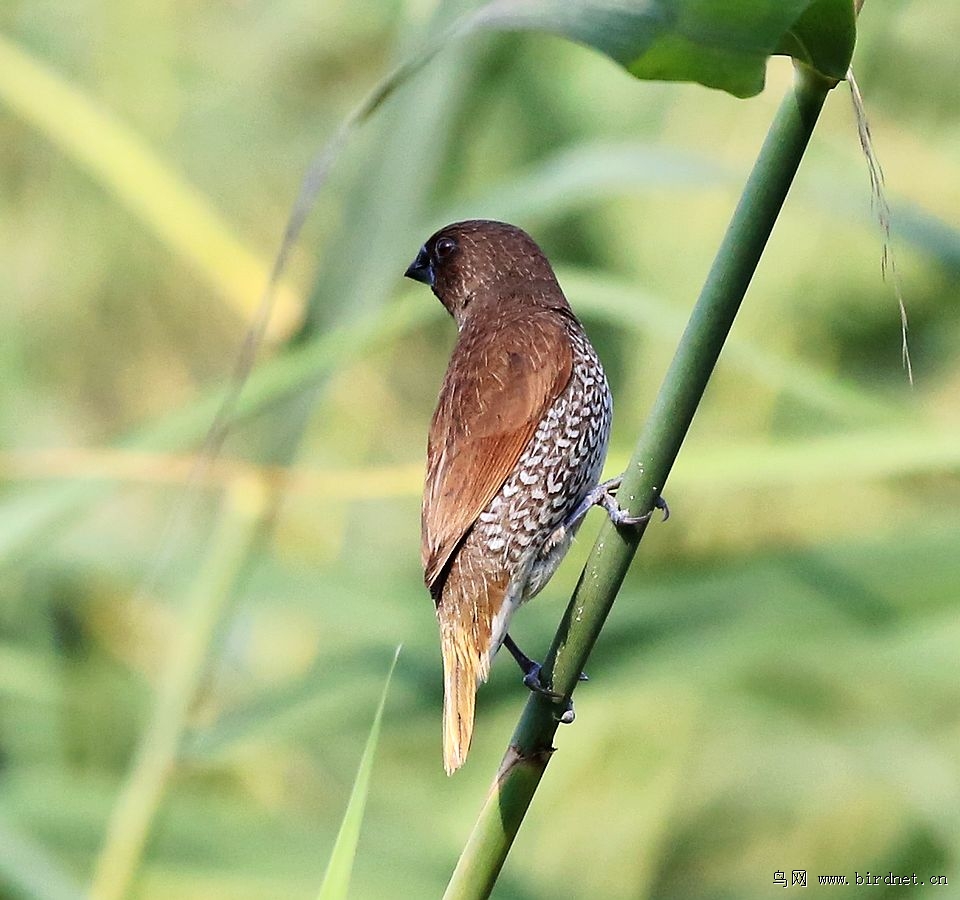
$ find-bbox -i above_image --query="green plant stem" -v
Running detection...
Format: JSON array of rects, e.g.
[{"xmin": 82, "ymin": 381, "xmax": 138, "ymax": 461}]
[
  {"xmin": 444, "ymin": 63, "xmax": 835, "ymax": 900},
  {"xmin": 89, "ymin": 476, "xmax": 269, "ymax": 900}
]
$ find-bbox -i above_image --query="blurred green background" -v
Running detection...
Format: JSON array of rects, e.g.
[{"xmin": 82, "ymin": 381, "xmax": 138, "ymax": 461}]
[{"xmin": 2, "ymin": 1, "xmax": 959, "ymax": 898}]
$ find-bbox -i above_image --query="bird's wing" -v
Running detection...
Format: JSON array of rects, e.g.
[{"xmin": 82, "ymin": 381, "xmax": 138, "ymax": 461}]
[{"xmin": 422, "ymin": 308, "xmax": 573, "ymax": 594}]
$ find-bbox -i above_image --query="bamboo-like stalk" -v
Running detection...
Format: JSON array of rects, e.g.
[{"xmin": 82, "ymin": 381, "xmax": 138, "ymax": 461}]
[{"xmin": 444, "ymin": 62, "xmax": 837, "ymax": 899}]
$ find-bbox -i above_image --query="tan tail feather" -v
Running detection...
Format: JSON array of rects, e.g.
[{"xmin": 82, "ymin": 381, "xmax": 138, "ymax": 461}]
[{"xmin": 440, "ymin": 621, "xmax": 490, "ymax": 775}]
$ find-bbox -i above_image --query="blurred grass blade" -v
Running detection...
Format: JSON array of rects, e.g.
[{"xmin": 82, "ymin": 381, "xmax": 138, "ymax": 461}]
[
  {"xmin": 0, "ymin": 295, "xmax": 436, "ymax": 564},
  {"xmin": 0, "ymin": 815, "xmax": 86, "ymax": 900},
  {"xmin": 453, "ymin": 140, "xmax": 960, "ymax": 278},
  {"xmin": 557, "ymin": 268, "xmax": 900, "ymax": 424},
  {"xmin": 11, "ymin": 423, "xmax": 953, "ymax": 508},
  {"xmin": 237, "ymin": 0, "xmax": 858, "ymax": 339},
  {"xmin": 134, "ymin": 295, "xmax": 436, "ymax": 449},
  {"xmin": 0, "ymin": 32, "xmax": 302, "ymax": 340},
  {"xmin": 89, "ymin": 476, "xmax": 271, "ymax": 900},
  {"xmin": 317, "ymin": 646, "xmax": 401, "ymax": 900},
  {"xmin": 666, "ymin": 425, "xmax": 960, "ymax": 489},
  {"xmin": 441, "ymin": 142, "xmax": 731, "ymax": 225}
]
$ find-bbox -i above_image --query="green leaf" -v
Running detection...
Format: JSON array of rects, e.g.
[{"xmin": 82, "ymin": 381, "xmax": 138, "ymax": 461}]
[
  {"xmin": 776, "ymin": 0, "xmax": 857, "ymax": 81},
  {"xmin": 470, "ymin": 0, "xmax": 856, "ymax": 98},
  {"xmin": 317, "ymin": 647, "xmax": 401, "ymax": 900}
]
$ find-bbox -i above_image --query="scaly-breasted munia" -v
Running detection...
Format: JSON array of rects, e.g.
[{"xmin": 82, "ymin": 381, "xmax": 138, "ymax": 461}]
[{"xmin": 406, "ymin": 220, "xmax": 643, "ymax": 774}]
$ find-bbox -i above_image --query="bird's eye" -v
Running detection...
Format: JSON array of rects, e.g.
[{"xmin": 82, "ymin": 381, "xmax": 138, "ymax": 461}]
[{"xmin": 434, "ymin": 237, "xmax": 457, "ymax": 261}]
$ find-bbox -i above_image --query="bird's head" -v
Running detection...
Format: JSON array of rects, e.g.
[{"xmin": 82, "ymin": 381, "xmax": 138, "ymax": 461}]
[{"xmin": 405, "ymin": 220, "xmax": 563, "ymax": 327}]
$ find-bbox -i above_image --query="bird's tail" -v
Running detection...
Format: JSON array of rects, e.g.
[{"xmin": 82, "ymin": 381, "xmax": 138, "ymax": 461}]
[{"xmin": 439, "ymin": 615, "xmax": 489, "ymax": 776}]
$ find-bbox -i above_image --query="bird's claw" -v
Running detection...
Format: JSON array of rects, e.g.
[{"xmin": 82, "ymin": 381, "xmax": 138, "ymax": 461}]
[
  {"xmin": 655, "ymin": 495, "xmax": 671, "ymax": 521},
  {"xmin": 605, "ymin": 502, "xmax": 652, "ymax": 527},
  {"xmin": 522, "ymin": 664, "xmax": 550, "ymax": 694},
  {"xmin": 504, "ymin": 635, "xmax": 583, "ymax": 723},
  {"xmin": 521, "ymin": 663, "xmax": 579, "ymax": 723},
  {"xmin": 522, "ymin": 663, "xmax": 561, "ymax": 700},
  {"xmin": 598, "ymin": 476, "xmax": 669, "ymax": 527}
]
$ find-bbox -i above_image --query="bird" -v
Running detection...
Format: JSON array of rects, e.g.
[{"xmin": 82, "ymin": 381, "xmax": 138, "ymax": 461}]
[{"xmin": 405, "ymin": 220, "xmax": 651, "ymax": 775}]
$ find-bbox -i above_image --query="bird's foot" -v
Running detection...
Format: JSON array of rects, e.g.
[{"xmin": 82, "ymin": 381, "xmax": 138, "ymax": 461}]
[
  {"xmin": 551, "ymin": 476, "xmax": 669, "ymax": 540},
  {"xmin": 504, "ymin": 634, "xmax": 585, "ymax": 724},
  {"xmin": 595, "ymin": 475, "xmax": 670, "ymax": 527},
  {"xmin": 522, "ymin": 665, "xmax": 575, "ymax": 723},
  {"xmin": 655, "ymin": 494, "xmax": 671, "ymax": 521}
]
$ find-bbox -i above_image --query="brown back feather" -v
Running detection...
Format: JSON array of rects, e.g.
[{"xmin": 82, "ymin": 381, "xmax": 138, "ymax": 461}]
[{"xmin": 421, "ymin": 298, "xmax": 573, "ymax": 594}]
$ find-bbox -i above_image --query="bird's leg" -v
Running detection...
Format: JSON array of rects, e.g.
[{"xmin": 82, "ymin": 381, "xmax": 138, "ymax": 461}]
[
  {"xmin": 502, "ymin": 633, "xmax": 540, "ymax": 684},
  {"xmin": 550, "ymin": 476, "xmax": 670, "ymax": 544},
  {"xmin": 502, "ymin": 634, "xmax": 585, "ymax": 724}
]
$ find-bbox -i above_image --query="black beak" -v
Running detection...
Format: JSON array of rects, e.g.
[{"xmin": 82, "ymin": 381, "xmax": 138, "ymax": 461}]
[{"xmin": 404, "ymin": 245, "xmax": 434, "ymax": 286}]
